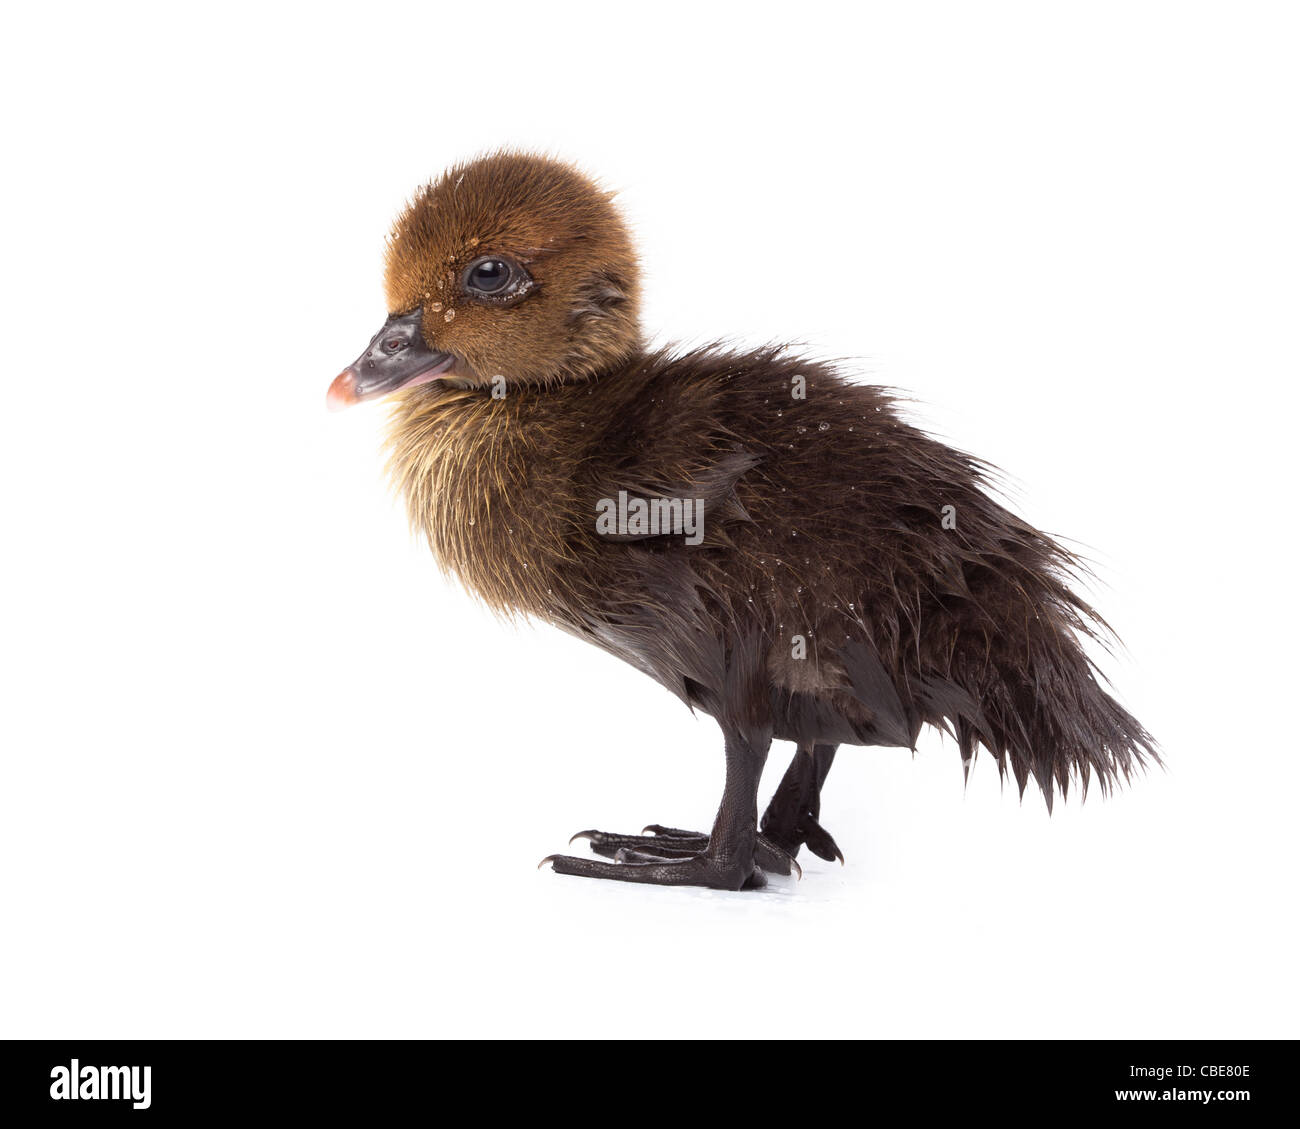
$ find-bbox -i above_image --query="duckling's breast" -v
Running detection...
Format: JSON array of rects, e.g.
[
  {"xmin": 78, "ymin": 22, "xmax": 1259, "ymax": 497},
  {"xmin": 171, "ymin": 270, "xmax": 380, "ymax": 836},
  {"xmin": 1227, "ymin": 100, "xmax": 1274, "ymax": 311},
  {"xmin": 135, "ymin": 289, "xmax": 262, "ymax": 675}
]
[{"xmin": 384, "ymin": 384, "xmax": 592, "ymax": 618}]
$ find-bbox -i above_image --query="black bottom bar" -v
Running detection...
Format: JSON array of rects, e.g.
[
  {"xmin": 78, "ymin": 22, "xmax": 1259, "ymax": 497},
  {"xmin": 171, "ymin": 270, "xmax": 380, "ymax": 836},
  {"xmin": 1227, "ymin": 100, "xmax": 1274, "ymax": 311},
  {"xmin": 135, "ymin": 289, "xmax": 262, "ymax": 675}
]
[{"xmin": 2, "ymin": 1039, "xmax": 1288, "ymax": 1117}]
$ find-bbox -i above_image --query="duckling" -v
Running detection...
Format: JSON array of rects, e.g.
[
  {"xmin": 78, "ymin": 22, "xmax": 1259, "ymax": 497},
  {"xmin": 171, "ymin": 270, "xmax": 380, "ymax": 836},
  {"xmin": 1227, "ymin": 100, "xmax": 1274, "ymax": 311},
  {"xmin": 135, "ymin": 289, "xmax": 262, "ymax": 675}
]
[{"xmin": 327, "ymin": 152, "xmax": 1157, "ymax": 891}]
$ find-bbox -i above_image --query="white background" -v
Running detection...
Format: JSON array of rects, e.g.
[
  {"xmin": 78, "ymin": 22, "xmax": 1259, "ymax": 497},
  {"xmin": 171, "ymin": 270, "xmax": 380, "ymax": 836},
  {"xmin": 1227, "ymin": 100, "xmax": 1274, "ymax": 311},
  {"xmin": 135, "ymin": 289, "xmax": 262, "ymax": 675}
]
[{"xmin": 1, "ymin": 1, "xmax": 1296, "ymax": 1039}]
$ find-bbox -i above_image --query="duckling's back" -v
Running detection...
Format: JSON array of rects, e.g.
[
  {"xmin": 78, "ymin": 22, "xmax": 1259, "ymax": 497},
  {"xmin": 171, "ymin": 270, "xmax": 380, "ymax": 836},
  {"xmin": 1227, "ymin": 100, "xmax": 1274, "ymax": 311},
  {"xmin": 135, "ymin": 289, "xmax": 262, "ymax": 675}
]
[{"xmin": 555, "ymin": 345, "xmax": 1156, "ymax": 805}]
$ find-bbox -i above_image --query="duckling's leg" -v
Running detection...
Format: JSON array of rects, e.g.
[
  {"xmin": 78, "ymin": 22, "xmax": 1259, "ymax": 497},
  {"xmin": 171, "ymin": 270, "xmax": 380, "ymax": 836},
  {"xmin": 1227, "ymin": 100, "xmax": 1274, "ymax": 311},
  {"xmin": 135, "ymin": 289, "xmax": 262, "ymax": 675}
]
[
  {"xmin": 759, "ymin": 743, "xmax": 843, "ymax": 863},
  {"xmin": 541, "ymin": 725, "xmax": 775, "ymax": 890}
]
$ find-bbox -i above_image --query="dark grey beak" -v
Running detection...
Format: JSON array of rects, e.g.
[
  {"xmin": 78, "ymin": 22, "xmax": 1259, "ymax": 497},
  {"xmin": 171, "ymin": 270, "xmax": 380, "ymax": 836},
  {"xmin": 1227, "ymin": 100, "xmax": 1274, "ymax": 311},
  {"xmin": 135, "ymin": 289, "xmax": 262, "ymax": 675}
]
[{"xmin": 327, "ymin": 309, "xmax": 455, "ymax": 410}]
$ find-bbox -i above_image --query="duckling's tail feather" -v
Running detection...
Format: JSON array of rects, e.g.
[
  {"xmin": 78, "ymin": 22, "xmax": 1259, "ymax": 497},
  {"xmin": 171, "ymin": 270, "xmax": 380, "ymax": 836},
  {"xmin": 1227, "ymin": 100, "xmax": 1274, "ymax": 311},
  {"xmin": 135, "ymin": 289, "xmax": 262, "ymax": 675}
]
[
  {"xmin": 944, "ymin": 634, "xmax": 1158, "ymax": 811},
  {"xmin": 913, "ymin": 537, "xmax": 1159, "ymax": 809}
]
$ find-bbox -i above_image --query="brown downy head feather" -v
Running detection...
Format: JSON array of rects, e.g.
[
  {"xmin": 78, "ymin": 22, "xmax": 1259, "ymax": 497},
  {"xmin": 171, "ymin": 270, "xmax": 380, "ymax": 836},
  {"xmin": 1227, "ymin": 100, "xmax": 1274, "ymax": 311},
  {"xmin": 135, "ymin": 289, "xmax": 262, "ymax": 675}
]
[
  {"xmin": 367, "ymin": 152, "xmax": 1158, "ymax": 808},
  {"xmin": 384, "ymin": 151, "xmax": 641, "ymax": 387}
]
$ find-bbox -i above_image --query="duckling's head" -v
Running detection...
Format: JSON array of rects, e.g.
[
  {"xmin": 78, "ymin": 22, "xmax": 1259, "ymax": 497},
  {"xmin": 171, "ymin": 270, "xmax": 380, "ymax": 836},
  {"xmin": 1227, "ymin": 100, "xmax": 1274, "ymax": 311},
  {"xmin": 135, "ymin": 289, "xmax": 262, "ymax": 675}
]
[{"xmin": 328, "ymin": 152, "xmax": 640, "ymax": 408}]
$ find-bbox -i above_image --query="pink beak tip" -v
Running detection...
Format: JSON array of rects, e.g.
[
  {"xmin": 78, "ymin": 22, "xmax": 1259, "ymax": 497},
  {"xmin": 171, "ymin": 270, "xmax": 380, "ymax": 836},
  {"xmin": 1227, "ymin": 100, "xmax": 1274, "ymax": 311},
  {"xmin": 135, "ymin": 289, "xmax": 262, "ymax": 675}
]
[{"xmin": 326, "ymin": 370, "xmax": 359, "ymax": 412}]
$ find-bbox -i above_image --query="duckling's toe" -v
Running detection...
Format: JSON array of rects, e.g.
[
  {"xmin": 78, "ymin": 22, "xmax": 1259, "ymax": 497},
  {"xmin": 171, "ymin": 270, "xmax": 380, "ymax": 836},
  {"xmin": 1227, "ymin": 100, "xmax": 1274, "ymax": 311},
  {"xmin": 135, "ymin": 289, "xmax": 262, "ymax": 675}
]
[
  {"xmin": 801, "ymin": 818, "xmax": 845, "ymax": 865},
  {"xmin": 543, "ymin": 850, "xmax": 765, "ymax": 891},
  {"xmin": 761, "ymin": 814, "xmax": 846, "ymax": 866},
  {"xmin": 575, "ymin": 828, "xmax": 706, "ymax": 858},
  {"xmin": 640, "ymin": 824, "xmax": 708, "ymax": 840},
  {"xmin": 563, "ymin": 827, "xmax": 800, "ymax": 878}
]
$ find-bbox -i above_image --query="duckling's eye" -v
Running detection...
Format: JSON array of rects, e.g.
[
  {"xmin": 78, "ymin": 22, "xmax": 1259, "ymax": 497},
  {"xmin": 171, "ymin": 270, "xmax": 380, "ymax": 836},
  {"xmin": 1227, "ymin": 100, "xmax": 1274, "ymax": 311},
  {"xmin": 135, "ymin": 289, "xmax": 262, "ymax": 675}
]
[
  {"xmin": 383, "ymin": 338, "xmax": 407, "ymax": 354},
  {"xmin": 461, "ymin": 254, "xmax": 533, "ymax": 304},
  {"xmin": 467, "ymin": 259, "xmax": 509, "ymax": 292}
]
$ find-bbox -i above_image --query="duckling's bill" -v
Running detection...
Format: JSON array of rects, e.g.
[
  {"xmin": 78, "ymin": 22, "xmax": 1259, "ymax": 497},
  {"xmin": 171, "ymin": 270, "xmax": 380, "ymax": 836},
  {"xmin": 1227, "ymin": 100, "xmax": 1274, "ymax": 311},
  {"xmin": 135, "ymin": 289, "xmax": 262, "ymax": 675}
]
[{"xmin": 327, "ymin": 309, "xmax": 455, "ymax": 411}]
